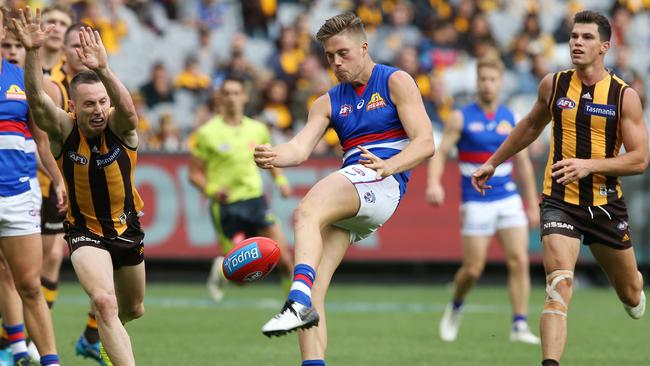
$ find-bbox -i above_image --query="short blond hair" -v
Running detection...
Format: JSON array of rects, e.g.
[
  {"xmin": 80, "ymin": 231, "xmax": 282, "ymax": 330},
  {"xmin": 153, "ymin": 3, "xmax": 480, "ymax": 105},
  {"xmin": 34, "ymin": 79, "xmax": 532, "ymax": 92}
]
[
  {"xmin": 477, "ymin": 56, "xmax": 504, "ymax": 74},
  {"xmin": 315, "ymin": 13, "xmax": 366, "ymax": 43}
]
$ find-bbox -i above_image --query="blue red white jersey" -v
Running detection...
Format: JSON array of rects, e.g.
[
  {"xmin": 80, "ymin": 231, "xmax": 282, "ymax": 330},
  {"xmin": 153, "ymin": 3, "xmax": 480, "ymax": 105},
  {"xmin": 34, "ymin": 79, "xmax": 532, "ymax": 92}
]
[
  {"xmin": 328, "ymin": 64, "xmax": 410, "ymax": 196},
  {"xmin": 0, "ymin": 60, "xmax": 34, "ymax": 197},
  {"xmin": 457, "ymin": 102, "xmax": 517, "ymax": 202}
]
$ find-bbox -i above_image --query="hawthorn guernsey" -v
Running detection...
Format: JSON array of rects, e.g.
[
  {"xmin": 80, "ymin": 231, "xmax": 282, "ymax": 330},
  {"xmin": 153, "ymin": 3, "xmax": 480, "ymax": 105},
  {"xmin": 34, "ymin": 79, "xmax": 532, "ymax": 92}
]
[{"xmin": 222, "ymin": 237, "xmax": 280, "ymax": 283}]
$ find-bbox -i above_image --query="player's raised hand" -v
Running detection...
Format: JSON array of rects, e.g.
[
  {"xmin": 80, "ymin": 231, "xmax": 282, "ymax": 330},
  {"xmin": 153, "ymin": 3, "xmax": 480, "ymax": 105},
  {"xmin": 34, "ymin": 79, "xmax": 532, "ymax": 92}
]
[
  {"xmin": 358, "ymin": 145, "xmax": 393, "ymax": 179},
  {"xmin": 551, "ymin": 158, "xmax": 593, "ymax": 185},
  {"xmin": 10, "ymin": 7, "xmax": 54, "ymax": 50},
  {"xmin": 77, "ymin": 27, "xmax": 108, "ymax": 71},
  {"xmin": 254, "ymin": 144, "xmax": 277, "ymax": 169},
  {"xmin": 471, "ymin": 163, "xmax": 495, "ymax": 196}
]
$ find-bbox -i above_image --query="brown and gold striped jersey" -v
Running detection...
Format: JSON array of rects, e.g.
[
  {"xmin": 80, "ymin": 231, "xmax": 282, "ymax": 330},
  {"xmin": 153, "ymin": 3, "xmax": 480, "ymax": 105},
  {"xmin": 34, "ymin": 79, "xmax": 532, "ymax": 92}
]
[
  {"xmin": 543, "ymin": 69, "xmax": 628, "ymax": 206},
  {"xmin": 56, "ymin": 123, "xmax": 143, "ymax": 237},
  {"xmin": 39, "ymin": 60, "xmax": 72, "ymax": 195}
]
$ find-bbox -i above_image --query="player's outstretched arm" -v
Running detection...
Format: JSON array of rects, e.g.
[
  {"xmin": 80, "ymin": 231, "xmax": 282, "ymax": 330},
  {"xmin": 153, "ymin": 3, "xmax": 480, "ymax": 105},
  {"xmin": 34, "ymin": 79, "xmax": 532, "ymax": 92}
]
[
  {"xmin": 13, "ymin": 7, "xmax": 71, "ymax": 148},
  {"xmin": 254, "ymin": 94, "xmax": 331, "ymax": 169},
  {"xmin": 472, "ymin": 73, "xmax": 553, "ymax": 194},
  {"xmin": 426, "ymin": 110, "xmax": 462, "ymax": 206},
  {"xmin": 553, "ymin": 87, "xmax": 649, "ymax": 185},
  {"xmin": 77, "ymin": 27, "xmax": 138, "ymax": 138}
]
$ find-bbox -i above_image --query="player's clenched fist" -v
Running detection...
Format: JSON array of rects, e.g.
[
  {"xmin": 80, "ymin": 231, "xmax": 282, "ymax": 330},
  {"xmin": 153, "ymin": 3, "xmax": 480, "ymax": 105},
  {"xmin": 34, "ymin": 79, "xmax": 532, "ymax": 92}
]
[{"xmin": 254, "ymin": 144, "xmax": 277, "ymax": 169}]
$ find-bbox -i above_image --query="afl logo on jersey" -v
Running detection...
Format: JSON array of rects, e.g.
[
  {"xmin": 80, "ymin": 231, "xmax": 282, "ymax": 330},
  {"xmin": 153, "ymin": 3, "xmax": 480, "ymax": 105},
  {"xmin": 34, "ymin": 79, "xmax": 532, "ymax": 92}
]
[
  {"xmin": 339, "ymin": 104, "xmax": 353, "ymax": 117},
  {"xmin": 5, "ymin": 84, "xmax": 26, "ymax": 100},
  {"xmin": 68, "ymin": 151, "xmax": 88, "ymax": 165},
  {"xmin": 556, "ymin": 97, "xmax": 576, "ymax": 110}
]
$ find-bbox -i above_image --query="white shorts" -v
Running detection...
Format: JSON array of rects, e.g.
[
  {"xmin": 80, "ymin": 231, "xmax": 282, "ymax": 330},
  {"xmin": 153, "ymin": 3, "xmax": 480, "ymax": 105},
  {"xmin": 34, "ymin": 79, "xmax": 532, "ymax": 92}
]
[
  {"xmin": 0, "ymin": 178, "xmax": 42, "ymax": 238},
  {"xmin": 334, "ymin": 164, "xmax": 401, "ymax": 242},
  {"xmin": 460, "ymin": 194, "xmax": 527, "ymax": 236}
]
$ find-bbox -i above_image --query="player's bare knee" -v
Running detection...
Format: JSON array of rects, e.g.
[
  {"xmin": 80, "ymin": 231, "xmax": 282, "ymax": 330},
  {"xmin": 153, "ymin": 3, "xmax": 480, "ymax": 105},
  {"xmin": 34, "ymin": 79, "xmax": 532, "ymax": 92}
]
[
  {"xmin": 506, "ymin": 253, "xmax": 528, "ymax": 272},
  {"xmin": 617, "ymin": 283, "xmax": 642, "ymax": 307},
  {"xmin": 542, "ymin": 270, "xmax": 574, "ymax": 317},
  {"xmin": 293, "ymin": 201, "xmax": 316, "ymax": 226},
  {"xmin": 14, "ymin": 278, "xmax": 42, "ymax": 302},
  {"xmin": 92, "ymin": 292, "xmax": 119, "ymax": 320},
  {"xmin": 463, "ymin": 264, "xmax": 485, "ymax": 281},
  {"xmin": 120, "ymin": 302, "xmax": 144, "ymax": 322}
]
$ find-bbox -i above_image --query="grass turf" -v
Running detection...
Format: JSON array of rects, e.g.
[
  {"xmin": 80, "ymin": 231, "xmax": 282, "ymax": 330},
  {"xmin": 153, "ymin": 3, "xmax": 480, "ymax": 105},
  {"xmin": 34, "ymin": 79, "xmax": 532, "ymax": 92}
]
[{"xmin": 47, "ymin": 282, "xmax": 648, "ymax": 365}]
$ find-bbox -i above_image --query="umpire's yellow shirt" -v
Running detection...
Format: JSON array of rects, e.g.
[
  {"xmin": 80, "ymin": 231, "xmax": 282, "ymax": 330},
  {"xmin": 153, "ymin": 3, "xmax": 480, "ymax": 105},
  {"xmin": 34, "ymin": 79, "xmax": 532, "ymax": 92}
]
[{"xmin": 191, "ymin": 116, "xmax": 271, "ymax": 203}]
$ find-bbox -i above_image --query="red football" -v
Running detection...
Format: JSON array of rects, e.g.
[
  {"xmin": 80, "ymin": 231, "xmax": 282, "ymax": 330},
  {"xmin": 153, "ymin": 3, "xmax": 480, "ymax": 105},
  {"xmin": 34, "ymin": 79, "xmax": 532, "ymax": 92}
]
[{"xmin": 222, "ymin": 236, "xmax": 281, "ymax": 283}]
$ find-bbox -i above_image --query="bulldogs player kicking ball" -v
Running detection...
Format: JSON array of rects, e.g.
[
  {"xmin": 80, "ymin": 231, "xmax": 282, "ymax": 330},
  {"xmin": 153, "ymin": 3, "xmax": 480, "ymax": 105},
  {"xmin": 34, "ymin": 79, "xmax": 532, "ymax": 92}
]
[{"xmin": 254, "ymin": 13, "xmax": 434, "ymax": 366}]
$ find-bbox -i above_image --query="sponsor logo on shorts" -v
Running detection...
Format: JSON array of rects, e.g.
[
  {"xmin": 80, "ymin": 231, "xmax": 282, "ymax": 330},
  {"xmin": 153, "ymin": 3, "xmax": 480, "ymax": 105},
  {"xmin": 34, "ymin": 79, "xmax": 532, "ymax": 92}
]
[
  {"xmin": 352, "ymin": 167, "xmax": 366, "ymax": 176},
  {"xmin": 95, "ymin": 146, "xmax": 122, "ymax": 168},
  {"xmin": 223, "ymin": 242, "xmax": 260, "ymax": 277},
  {"xmin": 617, "ymin": 221, "xmax": 628, "ymax": 231},
  {"xmin": 543, "ymin": 221, "xmax": 574, "ymax": 231},
  {"xmin": 339, "ymin": 104, "xmax": 353, "ymax": 117},
  {"xmin": 622, "ymin": 233, "xmax": 630, "ymax": 242},
  {"xmin": 139, "ymin": 246, "xmax": 145, "ymax": 255},
  {"xmin": 244, "ymin": 271, "xmax": 264, "ymax": 282},
  {"xmin": 68, "ymin": 151, "xmax": 88, "ymax": 165},
  {"xmin": 556, "ymin": 97, "xmax": 576, "ymax": 110},
  {"xmin": 71, "ymin": 235, "xmax": 101, "ymax": 245},
  {"xmin": 584, "ymin": 103, "xmax": 616, "ymax": 118},
  {"xmin": 364, "ymin": 190, "xmax": 376, "ymax": 204}
]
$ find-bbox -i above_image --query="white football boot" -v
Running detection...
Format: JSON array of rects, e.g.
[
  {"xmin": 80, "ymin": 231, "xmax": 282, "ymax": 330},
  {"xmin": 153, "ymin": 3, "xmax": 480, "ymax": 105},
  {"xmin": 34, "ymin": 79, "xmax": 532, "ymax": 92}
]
[
  {"xmin": 262, "ymin": 301, "xmax": 320, "ymax": 337},
  {"xmin": 624, "ymin": 290, "xmax": 646, "ymax": 320},
  {"xmin": 439, "ymin": 303, "xmax": 463, "ymax": 342},
  {"xmin": 206, "ymin": 256, "xmax": 226, "ymax": 302},
  {"xmin": 510, "ymin": 321, "xmax": 540, "ymax": 344}
]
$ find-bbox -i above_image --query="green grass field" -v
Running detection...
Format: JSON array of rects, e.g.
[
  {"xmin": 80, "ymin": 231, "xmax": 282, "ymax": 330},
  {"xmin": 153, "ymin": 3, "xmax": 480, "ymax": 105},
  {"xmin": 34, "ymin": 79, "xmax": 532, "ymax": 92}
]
[{"xmin": 49, "ymin": 282, "xmax": 648, "ymax": 366}]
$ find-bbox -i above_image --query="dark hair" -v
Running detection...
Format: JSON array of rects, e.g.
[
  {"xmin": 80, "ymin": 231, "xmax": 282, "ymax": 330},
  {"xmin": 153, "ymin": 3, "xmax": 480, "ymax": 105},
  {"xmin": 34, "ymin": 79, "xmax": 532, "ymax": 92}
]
[
  {"xmin": 222, "ymin": 75, "xmax": 245, "ymax": 88},
  {"xmin": 69, "ymin": 70, "xmax": 101, "ymax": 99},
  {"xmin": 574, "ymin": 10, "xmax": 611, "ymax": 41},
  {"xmin": 64, "ymin": 23, "xmax": 91, "ymax": 45},
  {"xmin": 316, "ymin": 13, "xmax": 366, "ymax": 43}
]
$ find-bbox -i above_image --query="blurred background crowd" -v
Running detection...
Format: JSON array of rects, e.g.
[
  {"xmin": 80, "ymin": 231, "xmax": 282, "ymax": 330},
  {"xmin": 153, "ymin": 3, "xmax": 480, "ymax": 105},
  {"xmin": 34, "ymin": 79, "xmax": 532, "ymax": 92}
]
[{"xmin": 9, "ymin": 0, "xmax": 650, "ymax": 158}]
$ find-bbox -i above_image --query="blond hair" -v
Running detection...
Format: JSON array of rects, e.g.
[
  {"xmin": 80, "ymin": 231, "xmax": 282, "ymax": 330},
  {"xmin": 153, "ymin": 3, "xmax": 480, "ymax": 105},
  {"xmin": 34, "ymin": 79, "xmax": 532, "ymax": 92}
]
[
  {"xmin": 477, "ymin": 56, "xmax": 504, "ymax": 74},
  {"xmin": 315, "ymin": 13, "xmax": 366, "ymax": 43}
]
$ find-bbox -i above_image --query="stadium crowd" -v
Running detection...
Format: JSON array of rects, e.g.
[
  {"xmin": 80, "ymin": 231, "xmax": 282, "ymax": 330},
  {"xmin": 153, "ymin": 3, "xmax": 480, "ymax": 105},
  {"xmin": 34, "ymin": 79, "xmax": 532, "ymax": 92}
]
[{"xmin": 7, "ymin": 0, "xmax": 649, "ymax": 157}]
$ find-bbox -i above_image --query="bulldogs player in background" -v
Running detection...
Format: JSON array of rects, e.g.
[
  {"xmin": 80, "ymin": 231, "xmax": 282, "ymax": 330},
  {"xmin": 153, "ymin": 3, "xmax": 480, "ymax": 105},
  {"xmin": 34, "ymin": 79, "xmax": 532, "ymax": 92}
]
[
  {"xmin": 426, "ymin": 57, "xmax": 540, "ymax": 344},
  {"xmin": 254, "ymin": 12, "xmax": 434, "ymax": 366},
  {"xmin": 472, "ymin": 11, "xmax": 646, "ymax": 366}
]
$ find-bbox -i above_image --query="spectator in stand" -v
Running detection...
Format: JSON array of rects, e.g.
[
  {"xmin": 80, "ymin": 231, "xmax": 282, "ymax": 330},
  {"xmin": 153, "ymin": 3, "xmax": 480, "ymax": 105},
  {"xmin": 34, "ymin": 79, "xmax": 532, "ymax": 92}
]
[
  {"xmin": 291, "ymin": 54, "xmax": 329, "ymax": 126},
  {"xmin": 174, "ymin": 54, "xmax": 211, "ymax": 95},
  {"xmin": 504, "ymin": 31, "xmax": 538, "ymax": 94},
  {"xmin": 195, "ymin": 87, "xmax": 222, "ymax": 127},
  {"xmin": 453, "ymin": 0, "xmax": 479, "ymax": 45},
  {"xmin": 396, "ymin": 46, "xmax": 431, "ymax": 101},
  {"xmin": 195, "ymin": 25, "xmax": 218, "ymax": 76},
  {"xmin": 553, "ymin": 1, "xmax": 583, "ymax": 43},
  {"xmin": 610, "ymin": 43, "xmax": 635, "ymax": 83},
  {"xmin": 418, "ymin": 17, "xmax": 460, "ymax": 72},
  {"xmin": 355, "ymin": 0, "xmax": 383, "ymax": 35},
  {"xmin": 195, "ymin": 0, "xmax": 228, "ymax": 30},
  {"xmin": 463, "ymin": 12, "xmax": 495, "ymax": 57},
  {"xmin": 140, "ymin": 61, "xmax": 175, "ymax": 108},
  {"xmin": 426, "ymin": 71, "xmax": 455, "ymax": 130},
  {"xmin": 267, "ymin": 26, "xmax": 305, "ymax": 87},
  {"xmin": 258, "ymin": 78, "xmax": 293, "ymax": 138},
  {"xmin": 241, "ymin": 0, "xmax": 276, "ymax": 38},
  {"xmin": 520, "ymin": 11, "xmax": 555, "ymax": 61},
  {"xmin": 149, "ymin": 113, "xmax": 182, "ymax": 152},
  {"xmin": 81, "ymin": 0, "xmax": 128, "ymax": 55},
  {"xmin": 131, "ymin": 91, "xmax": 153, "ymax": 151},
  {"xmin": 371, "ymin": 0, "xmax": 421, "ymax": 65}
]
